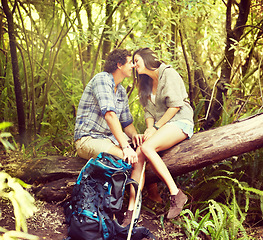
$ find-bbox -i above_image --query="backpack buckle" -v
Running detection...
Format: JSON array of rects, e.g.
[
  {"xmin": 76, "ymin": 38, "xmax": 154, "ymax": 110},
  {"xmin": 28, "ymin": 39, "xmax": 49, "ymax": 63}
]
[{"xmin": 103, "ymin": 182, "xmax": 109, "ymax": 189}]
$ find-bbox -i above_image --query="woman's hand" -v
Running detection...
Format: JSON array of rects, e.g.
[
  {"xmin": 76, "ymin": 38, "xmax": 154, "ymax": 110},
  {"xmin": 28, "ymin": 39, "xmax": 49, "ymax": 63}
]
[{"xmin": 143, "ymin": 127, "xmax": 157, "ymax": 141}]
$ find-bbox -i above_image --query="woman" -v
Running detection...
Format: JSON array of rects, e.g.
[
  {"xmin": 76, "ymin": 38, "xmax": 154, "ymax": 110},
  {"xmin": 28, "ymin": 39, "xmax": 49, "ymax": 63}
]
[{"xmin": 122, "ymin": 48, "xmax": 194, "ymax": 226}]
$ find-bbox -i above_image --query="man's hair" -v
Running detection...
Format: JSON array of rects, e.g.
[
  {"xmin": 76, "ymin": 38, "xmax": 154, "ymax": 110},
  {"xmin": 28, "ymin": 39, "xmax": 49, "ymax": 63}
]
[{"xmin": 104, "ymin": 49, "xmax": 131, "ymax": 73}]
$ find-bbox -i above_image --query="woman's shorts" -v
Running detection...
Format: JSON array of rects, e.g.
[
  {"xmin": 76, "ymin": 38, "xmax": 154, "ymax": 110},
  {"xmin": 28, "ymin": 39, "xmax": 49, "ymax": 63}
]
[
  {"xmin": 75, "ymin": 136, "xmax": 115, "ymax": 160},
  {"xmin": 166, "ymin": 119, "xmax": 194, "ymax": 138}
]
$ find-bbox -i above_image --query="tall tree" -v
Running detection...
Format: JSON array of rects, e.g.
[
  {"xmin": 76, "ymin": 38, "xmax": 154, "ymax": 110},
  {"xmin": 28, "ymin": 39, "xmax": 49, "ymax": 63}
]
[
  {"xmin": 90, "ymin": 0, "xmax": 125, "ymax": 79},
  {"xmin": 82, "ymin": 0, "xmax": 94, "ymax": 63},
  {"xmin": 102, "ymin": 0, "xmax": 113, "ymax": 61},
  {"xmin": 203, "ymin": 0, "xmax": 251, "ymax": 129},
  {"xmin": 2, "ymin": 0, "xmax": 27, "ymax": 144}
]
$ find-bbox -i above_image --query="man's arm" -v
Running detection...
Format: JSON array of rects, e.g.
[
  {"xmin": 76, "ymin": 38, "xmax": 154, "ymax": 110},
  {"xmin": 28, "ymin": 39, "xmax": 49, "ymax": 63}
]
[
  {"xmin": 104, "ymin": 111, "xmax": 138, "ymax": 164},
  {"xmin": 124, "ymin": 123, "xmax": 143, "ymax": 148}
]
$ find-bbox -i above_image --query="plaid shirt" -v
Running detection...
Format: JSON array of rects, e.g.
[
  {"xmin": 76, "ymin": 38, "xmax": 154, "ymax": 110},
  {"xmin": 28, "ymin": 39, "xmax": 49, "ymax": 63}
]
[{"xmin": 74, "ymin": 72, "xmax": 133, "ymax": 144}]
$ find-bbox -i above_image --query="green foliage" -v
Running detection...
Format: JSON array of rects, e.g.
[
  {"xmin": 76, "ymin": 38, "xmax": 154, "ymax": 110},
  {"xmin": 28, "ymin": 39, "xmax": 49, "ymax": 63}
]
[
  {"xmin": 174, "ymin": 149, "xmax": 263, "ymax": 239},
  {"xmin": 174, "ymin": 184, "xmax": 258, "ymax": 239},
  {"xmin": 174, "ymin": 208, "xmax": 211, "ymax": 239},
  {"xmin": 221, "ymin": 92, "xmax": 241, "ymax": 126},
  {"xmin": 1, "ymin": 0, "xmax": 262, "ymax": 152},
  {"xmin": 0, "ymin": 172, "xmax": 38, "ymax": 239},
  {"xmin": 0, "ymin": 122, "xmax": 16, "ymax": 151}
]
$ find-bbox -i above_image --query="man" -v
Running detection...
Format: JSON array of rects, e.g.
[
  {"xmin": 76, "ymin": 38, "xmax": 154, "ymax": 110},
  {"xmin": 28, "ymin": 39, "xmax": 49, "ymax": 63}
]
[
  {"xmin": 74, "ymin": 49, "xmax": 143, "ymax": 166},
  {"xmin": 74, "ymin": 49, "xmax": 161, "ymax": 227}
]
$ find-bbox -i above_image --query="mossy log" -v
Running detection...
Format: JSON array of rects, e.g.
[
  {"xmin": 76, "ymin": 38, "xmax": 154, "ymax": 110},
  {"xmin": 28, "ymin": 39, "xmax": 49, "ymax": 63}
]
[{"xmin": 1, "ymin": 113, "xmax": 263, "ymax": 202}]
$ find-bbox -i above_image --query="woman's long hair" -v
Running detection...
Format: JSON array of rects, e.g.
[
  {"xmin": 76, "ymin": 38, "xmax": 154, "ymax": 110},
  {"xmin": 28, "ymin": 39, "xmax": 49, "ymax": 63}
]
[{"xmin": 133, "ymin": 48, "xmax": 162, "ymax": 106}]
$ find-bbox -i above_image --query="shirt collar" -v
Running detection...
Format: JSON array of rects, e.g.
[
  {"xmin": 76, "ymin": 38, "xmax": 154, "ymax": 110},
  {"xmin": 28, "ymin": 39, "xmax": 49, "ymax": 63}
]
[
  {"xmin": 108, "ymin": 72, "xmax": 123, "ymax": 94},
  {"xmin": 106, "ymin": 72, "xmax": 114, "ymax": 85}
]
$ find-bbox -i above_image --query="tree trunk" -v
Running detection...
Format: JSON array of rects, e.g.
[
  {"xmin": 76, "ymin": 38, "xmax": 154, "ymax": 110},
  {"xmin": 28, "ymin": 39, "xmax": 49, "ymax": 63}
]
[
  {"xmin": 183, "ymin": 22, "xmax": 211, "ymax": 112},
  {"xmin": 1, "ymin": 113, "xmax": 263, "ymax": 202},
  {"xmin": 90, "ymin": 0, "xmax": 125, "ymax": 79},
  {"xmin": 82, "ymin": 0, "xmax": 94, "ymax": 63},
  {"xmin": 241, "ymin": 20, "xmax": 263, "ymax": 77},
  {"xmin": 179, "ymin": 29, "xmax": 195, "ymax": 108},
  {"xmin": 102, "ymin": 0, "xmax": 113, "ymax": 61},
  {"xmin": 2, "ymin": 0, "xmax": 27, "ymax": 145},
  {"xmin": 203, "ymin": 0, "xmax": 251, "ymax": 130},
  {"xmin": 170, "ymin": 0, "xmax": 177, "ymax": 61}
]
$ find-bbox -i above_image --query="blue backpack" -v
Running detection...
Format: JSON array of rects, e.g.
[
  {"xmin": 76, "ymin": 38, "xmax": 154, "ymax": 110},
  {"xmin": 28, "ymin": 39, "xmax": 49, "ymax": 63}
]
[{"xmin": 63, "ymin": 152, "xmax": 155, "ymax": 240}]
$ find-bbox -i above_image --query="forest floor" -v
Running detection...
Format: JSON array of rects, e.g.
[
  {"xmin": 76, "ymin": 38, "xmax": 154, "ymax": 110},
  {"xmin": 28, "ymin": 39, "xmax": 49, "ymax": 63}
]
[
  {"xmin": 1, "ymin": 195, "xmax": 263, "ymax": 240},
  {"xmin": 0, "ymin": 197, "xmax": 190, "ymax": 240},
  {"xmin": 1, "ymin": 151, "xmax": 263, "ymax": 239}
]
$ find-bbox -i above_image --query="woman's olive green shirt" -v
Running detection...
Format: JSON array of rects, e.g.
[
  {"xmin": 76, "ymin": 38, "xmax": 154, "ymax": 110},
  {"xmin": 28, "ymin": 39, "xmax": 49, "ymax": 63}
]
[{"xmin": 144, "ymin": 63, "xmax": 194, "ymax": 125}]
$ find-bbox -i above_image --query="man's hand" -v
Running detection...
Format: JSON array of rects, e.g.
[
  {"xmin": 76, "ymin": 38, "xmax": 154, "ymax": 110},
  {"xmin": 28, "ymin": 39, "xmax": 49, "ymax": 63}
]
[
  {"xmin": 131, "ymin": 134, "xmax": 144, "ymax": 148},
  {"xmin": 122, "ymin": 146, "xmax": 138, "ymax": 164}
]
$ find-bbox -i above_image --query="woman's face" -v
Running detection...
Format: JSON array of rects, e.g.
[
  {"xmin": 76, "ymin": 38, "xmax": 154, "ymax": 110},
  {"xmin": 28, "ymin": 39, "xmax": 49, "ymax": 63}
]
[{"xmin": 134, "ymin": 54, "xmax": 146, "ymax": 74}]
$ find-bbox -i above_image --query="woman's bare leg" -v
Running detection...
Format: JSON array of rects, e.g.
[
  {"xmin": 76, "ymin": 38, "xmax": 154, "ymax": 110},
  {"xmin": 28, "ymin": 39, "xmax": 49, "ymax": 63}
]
[{"xmin": 141, "ymin": 124, "xmax": 187, "ymax": 195}]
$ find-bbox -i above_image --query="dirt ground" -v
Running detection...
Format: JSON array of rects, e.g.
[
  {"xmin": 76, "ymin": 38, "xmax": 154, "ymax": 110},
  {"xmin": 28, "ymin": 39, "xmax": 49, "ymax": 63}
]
[
  {"xmin": 0, "ymin": 197, "xmax": 188, "ymax": 240},
  {"xmin": 1, "ymin": 192, "xmax": 263, "ymax": 240},
  {"xmin": 0, "ymin": 150, "xmax": 187, "ymax": 240},
  {"xmin": 0, "ymin": 149, "xmax": 187, "ymax": 239}
]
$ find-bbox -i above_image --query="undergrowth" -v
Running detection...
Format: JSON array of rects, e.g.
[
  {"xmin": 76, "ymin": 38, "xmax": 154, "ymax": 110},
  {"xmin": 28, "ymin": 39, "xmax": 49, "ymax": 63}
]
[
  {"xmin": 0, "ymin": 122, "xmax": 38, "ymax": 239},
  {"xmin": 168, "ymin": 149, "xmax": 263, "ymax": 239}
]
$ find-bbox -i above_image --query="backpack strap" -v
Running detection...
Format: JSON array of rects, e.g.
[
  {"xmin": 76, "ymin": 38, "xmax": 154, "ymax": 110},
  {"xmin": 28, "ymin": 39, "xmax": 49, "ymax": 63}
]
[
  {"xmin": 97, "ymin": 209, "xmax": 111, "ymax": 240},
  {"xmin": 97, "ymin": 182, "xmax": 115, "ymax": 240},
  {"xmin": 125, "ymin": 178, "xmax": 142, "ymax": 225}
]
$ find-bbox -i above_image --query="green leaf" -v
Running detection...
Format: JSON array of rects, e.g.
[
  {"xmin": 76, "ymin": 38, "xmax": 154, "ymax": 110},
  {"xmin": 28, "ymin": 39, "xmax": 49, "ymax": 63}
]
[{"xmin": 0, "ymin": 122, "xmax": 13, "ymax": 130}]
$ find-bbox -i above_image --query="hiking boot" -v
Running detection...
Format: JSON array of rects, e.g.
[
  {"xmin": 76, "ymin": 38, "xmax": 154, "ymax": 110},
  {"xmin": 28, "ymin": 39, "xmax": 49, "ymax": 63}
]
[
  {"xmin": 121, "ymin": 210, "xmax": 133, "ymax": 227},
  {"xmin": 167, "ymin": 189, "xmax": 188, "ymax": 219}
]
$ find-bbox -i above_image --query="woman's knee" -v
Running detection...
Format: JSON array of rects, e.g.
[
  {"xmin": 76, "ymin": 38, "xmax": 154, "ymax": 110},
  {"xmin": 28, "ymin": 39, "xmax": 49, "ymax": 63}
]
[
  {"xmin": 136, "ymin": 146, "xmax": 145, "ymax": 158},
  {"xmin": 141, "ymin": 142, "xmax": 154, "ymax": 157}
]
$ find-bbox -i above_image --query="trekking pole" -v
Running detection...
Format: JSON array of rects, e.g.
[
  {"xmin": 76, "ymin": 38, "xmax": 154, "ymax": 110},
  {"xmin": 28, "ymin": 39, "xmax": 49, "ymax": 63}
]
[{"xmin": 127, "ymin": 160, "xmax": 146, "ymax": 240}]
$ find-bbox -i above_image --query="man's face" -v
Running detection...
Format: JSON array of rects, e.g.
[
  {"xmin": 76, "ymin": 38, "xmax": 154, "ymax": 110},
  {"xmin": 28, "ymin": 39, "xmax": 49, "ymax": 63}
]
[{"xmin": 119, "ymin": 56, "xmax": 134, "ymax": 78}]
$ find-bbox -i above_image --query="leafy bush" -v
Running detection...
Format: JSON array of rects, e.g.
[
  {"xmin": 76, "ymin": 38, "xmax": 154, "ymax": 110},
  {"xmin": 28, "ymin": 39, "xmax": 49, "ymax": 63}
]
[
  {"xmin": 0, "ymin": 172, "xmax": 38, "ymax": 240},
  {"xmin": 172, "ymin": 165, "xmax": 263, "ymax": 239},
  {"xmin": 0, "ymin": 122, "xmax": 15, "ymax": 151},
  {"xmin": 174, "ymin": 194, "xmax": 251, "ymax": 239}
]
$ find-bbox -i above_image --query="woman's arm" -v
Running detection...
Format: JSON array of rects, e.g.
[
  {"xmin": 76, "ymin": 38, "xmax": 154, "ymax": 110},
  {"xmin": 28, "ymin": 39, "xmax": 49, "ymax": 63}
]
[
  {"xmin": 144, "ymin": 107, "xmax": 180, "ymax": 140},
  {"xmin": 154, "ymin": 107, "xmax": 180, "ymax": 128},
  {"xmin": 145, "ymin": 117, "xmax": 155, "ymax": 128}
]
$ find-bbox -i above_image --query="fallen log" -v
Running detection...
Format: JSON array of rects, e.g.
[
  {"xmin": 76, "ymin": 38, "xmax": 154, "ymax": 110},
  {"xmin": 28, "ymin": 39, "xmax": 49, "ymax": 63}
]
[
  {"xmin": 146, "ymin": 113, "xmax": 263, "ymax": 183},
  {"xmin": 1, "ymin": 113, "xmax": 263, "ymax": 202}
]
